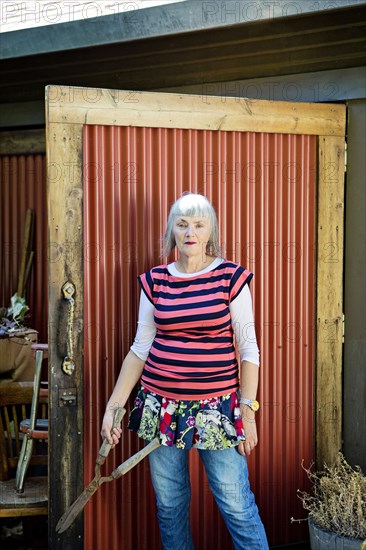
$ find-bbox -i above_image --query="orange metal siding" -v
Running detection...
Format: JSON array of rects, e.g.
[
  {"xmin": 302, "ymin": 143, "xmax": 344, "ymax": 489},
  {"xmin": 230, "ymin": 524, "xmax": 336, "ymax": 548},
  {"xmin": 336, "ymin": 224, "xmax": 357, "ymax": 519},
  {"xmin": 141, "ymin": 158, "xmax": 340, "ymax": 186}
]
[
  {"xmin": 0, "ymin": 154, "xmax": 48, "ymax": 342},
  {"xmin": 83, "ymin": 126, "xmax": 316, "ymax": 549}
]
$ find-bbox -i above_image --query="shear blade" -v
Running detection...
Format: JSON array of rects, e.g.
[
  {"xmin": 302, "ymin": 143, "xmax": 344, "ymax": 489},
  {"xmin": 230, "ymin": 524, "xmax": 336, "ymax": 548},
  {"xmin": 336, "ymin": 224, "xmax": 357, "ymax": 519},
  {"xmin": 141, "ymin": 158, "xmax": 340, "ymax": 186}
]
[{"xmin": 56, "ymin": 486, "xmax": 95, "ymax": 533}]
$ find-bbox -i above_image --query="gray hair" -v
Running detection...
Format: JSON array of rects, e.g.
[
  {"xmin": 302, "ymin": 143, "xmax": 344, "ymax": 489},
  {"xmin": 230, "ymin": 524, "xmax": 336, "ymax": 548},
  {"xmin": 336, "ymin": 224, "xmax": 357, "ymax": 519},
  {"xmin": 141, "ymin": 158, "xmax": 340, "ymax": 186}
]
[{"xmin": 164, "ymin": 193, "xmax": 221, "ymax": 257}]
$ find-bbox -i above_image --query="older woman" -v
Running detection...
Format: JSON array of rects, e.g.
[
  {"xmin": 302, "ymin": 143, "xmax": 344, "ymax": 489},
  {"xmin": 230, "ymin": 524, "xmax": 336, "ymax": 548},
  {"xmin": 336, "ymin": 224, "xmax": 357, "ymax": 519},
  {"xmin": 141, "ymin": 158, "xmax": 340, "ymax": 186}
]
[{"xmin": 101, "ymin": 193, "xmax": 268, "ymax": 550}]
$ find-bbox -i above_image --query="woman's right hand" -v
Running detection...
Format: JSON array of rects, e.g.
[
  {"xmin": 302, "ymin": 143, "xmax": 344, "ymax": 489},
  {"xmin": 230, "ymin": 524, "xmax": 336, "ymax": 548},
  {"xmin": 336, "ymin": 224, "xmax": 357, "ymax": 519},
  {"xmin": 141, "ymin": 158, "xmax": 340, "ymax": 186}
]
[
  {"xmin": 99, "ymin": 350, "xmax": 145, "ymax": 446},
  {"xmin": 101, "ymin": 407, "xmax": 123, "ymax": 446}
]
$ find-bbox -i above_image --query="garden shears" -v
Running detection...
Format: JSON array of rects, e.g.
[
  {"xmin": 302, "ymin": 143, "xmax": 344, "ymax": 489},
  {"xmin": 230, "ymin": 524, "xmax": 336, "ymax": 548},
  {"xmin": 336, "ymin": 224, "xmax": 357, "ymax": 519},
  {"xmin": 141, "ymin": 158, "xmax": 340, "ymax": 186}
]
[{"xmin": 56, "ymin": 407, "xmax": 160, "ymax": 534}]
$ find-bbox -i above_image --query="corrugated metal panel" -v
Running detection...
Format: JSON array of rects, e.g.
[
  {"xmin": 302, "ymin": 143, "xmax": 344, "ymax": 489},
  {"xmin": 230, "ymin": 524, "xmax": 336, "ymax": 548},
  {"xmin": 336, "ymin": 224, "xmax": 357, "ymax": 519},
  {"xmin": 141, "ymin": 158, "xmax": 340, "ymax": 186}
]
[
  {"xmin": 83, "ymin": 126, "xmax": 316, "ymax": 549},
  {"xmin": 0, "ymin": 154, "xmax": 48, "ymax": 343}
]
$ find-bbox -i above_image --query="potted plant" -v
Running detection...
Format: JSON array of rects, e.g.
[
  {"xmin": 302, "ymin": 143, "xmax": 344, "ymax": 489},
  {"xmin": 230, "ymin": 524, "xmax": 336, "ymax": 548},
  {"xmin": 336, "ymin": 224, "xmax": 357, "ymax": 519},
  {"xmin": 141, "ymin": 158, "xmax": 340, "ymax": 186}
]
[{"xmin": 295, "ymin": 452, "xmax": 366, "ymax": 549}]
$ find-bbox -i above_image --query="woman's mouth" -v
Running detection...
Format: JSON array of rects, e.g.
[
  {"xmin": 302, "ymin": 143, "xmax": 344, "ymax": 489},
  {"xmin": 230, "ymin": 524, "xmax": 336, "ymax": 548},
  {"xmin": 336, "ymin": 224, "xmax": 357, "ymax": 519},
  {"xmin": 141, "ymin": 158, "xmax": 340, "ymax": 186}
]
[{"xmin": 184, "ymin": 242, "xmax": 196, "ymax": 245}]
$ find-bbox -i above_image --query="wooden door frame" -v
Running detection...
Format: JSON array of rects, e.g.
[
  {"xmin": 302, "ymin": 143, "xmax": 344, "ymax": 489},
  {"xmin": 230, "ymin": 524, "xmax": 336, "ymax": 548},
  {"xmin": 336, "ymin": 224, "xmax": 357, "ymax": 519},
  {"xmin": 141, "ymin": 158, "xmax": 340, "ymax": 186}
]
[{"xmin": 46, "ymin": 85, "xmax": 345, "ymax": 548}]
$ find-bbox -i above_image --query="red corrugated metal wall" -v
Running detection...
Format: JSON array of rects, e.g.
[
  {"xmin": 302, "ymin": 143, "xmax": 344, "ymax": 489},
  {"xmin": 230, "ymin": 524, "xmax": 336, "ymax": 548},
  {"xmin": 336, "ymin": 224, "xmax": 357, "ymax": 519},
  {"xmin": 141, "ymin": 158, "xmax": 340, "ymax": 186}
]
[
  {"xmin": 0, "ymin": 154, "xmax": 48, "ymax": 343},
  {"xmin": 83, "ymin": 126, "xmax": 316, "ymax": 549}
]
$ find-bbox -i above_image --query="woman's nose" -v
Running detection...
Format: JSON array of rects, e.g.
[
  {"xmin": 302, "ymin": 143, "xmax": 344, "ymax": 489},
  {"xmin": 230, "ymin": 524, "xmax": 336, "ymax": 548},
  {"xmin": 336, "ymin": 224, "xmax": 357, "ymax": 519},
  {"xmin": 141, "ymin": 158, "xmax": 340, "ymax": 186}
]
[{"xmin": 185, "ymin": 225, "xmax": 194, "ymax": 236}]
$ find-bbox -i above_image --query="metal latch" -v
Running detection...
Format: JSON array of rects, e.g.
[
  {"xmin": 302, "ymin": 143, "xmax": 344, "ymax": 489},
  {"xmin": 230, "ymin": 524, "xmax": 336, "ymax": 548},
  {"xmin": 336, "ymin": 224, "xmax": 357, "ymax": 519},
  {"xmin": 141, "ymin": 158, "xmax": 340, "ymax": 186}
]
[{"xmin": 59, "ymin": 387, "xmax": 77, "ymax": 407}]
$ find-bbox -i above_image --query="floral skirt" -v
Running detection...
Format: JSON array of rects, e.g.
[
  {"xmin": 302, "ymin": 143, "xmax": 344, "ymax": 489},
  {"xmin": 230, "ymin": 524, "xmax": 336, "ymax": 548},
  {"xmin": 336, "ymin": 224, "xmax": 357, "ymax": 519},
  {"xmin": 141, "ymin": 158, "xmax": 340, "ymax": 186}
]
[{"xmin": 128, "ymin": 386, "xmax": 245, "ymax": 450}]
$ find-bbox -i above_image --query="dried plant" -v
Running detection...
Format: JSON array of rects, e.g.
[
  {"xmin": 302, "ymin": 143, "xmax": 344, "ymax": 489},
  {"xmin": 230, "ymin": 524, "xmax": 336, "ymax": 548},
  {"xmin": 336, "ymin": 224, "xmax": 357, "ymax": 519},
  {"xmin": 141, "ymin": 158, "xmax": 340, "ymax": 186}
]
[
  {"xmin": 0, "ymin": 293, "xmax": 30, "ymax": 337},
  {"xmin": 297, "ymin": 452, "xmax": 366, "ymax": 540}
]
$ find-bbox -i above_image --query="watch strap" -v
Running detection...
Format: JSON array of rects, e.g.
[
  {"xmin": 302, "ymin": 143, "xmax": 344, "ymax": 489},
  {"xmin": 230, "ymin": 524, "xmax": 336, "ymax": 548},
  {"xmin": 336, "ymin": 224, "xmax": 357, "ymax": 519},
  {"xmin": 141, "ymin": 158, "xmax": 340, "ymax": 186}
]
[{"xmin": 239, "ymin": 397, "xmax": 260, "ymax": 411}]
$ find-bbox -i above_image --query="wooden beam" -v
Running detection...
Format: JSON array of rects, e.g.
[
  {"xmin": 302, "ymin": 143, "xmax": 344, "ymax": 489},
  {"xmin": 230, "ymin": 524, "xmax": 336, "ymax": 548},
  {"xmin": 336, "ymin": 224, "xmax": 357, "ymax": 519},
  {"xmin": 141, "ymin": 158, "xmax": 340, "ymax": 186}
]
[
  {"xmin": 46, "ymin": 85, "xmax": 346, "ymax": 137},
  {"xmin": 0, "ymin": 507, "xmax": 48, "ymax": 517},
  {"xmin": 0, "ymin": 129, "xmax": 45, "ymax": 155},
  {"xmin": 46, "ymin": 117, "xmax": 84, "ymax": 549},
  {"xmin": 316, "ymin": 135, "xmax": 345, "ymax": 467}
]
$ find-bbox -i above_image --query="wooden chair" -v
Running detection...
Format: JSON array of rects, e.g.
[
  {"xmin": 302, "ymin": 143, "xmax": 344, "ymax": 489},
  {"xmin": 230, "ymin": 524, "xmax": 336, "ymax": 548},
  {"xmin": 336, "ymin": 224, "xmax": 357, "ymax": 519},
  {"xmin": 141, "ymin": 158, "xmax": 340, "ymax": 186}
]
[
  {"xmin": 16, "ymin": 344, "xmax": 48, "ymax": 493},
  {"xmin": 0, "ymin": 383, "xmax": 47, "ymax": 518}
]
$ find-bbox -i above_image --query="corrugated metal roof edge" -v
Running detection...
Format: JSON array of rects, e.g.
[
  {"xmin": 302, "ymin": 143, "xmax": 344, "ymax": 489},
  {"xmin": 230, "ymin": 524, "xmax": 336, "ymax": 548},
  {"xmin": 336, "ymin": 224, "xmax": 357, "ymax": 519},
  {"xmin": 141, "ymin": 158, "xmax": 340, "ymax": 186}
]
[{"xmin": 1, "ymin": 0, "xmax": 366, "ymax": 60}]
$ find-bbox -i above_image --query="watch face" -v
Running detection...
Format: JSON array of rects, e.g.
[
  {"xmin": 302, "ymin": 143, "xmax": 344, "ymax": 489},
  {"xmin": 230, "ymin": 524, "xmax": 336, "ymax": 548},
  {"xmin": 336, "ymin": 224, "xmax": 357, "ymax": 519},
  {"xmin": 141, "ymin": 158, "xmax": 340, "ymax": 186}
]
[{"xmin": 251, "ymin": 400, "xmax": 260, "ymax": 411}]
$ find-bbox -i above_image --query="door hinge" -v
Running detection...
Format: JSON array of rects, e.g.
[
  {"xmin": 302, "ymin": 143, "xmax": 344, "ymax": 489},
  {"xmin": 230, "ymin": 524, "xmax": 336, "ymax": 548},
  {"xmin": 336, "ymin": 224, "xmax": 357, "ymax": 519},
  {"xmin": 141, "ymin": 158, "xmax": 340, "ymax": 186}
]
[
  {"xmin": 342, "ymin": 313, "xmax": 345, "ymax": 344},
  {"xmin": 344, "ymin": 142, "xmax": 347, "ymax": 173}
]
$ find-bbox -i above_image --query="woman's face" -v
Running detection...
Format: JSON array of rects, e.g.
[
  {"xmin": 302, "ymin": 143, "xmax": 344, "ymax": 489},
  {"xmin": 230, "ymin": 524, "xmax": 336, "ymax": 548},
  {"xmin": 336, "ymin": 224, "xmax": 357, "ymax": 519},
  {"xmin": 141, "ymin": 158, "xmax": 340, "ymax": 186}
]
[{"xmin": 173, "ymin": 215, "xmax": 211, "ymax": 258}]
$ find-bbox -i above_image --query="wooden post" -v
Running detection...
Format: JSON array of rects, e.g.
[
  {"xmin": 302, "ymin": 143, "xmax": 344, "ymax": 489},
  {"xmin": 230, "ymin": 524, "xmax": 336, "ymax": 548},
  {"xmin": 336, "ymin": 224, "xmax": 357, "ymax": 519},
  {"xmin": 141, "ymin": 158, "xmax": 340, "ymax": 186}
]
[
  {"xmin": 46, "ymin": 109, "xmax": 84, "ymax": 549},
  {"xmin": 316, "ymin": 135, "xmax": 345, "ymax": 467}
]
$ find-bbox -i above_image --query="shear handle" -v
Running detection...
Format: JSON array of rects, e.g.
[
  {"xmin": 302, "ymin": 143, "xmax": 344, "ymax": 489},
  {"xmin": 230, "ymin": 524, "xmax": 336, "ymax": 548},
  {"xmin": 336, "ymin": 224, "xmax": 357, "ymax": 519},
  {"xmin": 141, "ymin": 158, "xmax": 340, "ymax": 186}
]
[
  {"xmin": 112, "ymin": 437, "xmax": 160, "ymax": 479},
  {"xmin": 96, "ymin": 407, "xmax": 126, "ymax": 465}
]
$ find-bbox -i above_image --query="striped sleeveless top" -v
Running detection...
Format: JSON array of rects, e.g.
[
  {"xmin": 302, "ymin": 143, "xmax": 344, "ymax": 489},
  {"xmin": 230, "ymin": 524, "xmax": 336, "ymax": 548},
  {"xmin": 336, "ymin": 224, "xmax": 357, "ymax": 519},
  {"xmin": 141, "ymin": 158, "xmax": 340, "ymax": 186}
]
[{"xmin": 138, "ymin": 260, "xmax": 253, "ymax": 400}]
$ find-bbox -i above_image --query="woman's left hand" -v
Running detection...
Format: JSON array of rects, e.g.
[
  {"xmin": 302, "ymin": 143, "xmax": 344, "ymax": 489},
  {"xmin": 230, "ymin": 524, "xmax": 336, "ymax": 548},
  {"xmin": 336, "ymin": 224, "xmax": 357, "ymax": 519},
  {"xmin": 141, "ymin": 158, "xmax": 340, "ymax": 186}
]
[{"xmin": 238, "ymin": 405, "xmax": 258, "ymax": 456}]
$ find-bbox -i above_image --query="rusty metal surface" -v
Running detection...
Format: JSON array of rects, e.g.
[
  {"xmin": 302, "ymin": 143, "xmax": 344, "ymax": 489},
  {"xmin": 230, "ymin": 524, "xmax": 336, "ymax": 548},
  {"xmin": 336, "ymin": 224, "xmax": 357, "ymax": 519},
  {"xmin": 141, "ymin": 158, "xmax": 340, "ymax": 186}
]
[
  {"xmin": 83, "ymin": 125, "xmax": 316, "ymax": 548},
  {"xmin": 0, "ymin": 154, "xmax": 48, "ymax": 342}
]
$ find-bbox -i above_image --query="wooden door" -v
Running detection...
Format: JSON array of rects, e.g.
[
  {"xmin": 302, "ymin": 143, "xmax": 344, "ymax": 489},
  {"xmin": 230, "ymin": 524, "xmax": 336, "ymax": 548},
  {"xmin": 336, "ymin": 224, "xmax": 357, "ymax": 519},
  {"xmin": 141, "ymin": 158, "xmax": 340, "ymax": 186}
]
[{"xmin": 46, "ymin": 87, "xmax": 345, "ymax": 549}]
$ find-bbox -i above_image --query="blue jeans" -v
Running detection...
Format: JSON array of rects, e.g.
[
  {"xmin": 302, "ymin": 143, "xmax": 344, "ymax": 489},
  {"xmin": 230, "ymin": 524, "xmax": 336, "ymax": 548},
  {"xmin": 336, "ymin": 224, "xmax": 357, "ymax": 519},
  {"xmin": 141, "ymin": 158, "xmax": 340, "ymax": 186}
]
[{"xmin": 149, "ymin": 445, "xmax": 269, "ymax": 550}]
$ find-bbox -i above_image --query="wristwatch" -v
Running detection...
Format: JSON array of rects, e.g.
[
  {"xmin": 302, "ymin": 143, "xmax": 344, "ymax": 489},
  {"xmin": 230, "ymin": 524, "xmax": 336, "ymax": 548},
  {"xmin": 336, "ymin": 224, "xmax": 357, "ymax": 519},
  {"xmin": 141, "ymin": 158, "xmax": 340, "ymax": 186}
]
[{"xmin": 239, "ymin": 397, "xmax": 260, "ymax": 412}]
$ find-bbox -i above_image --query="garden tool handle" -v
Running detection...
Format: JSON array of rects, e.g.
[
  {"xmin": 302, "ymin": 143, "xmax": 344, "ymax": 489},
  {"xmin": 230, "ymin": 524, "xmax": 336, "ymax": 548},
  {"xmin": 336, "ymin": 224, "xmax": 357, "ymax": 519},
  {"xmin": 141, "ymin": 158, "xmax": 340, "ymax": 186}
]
[
  {"xmin": 112, "ymin": 437, "xmax": 160, "ymax": 479},
  {"xmin": 97, "ymin": 407, "xmax": 126, "ymax": 463}
]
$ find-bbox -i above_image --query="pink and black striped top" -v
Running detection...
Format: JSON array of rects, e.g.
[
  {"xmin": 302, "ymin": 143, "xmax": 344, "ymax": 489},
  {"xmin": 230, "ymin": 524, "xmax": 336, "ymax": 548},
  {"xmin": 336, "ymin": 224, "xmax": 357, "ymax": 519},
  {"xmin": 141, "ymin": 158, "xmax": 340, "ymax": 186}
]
[{"xmin": 138, "ymin": 260, "xmax": 253, "ymax": 400}]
